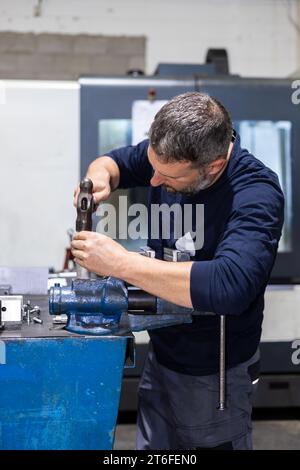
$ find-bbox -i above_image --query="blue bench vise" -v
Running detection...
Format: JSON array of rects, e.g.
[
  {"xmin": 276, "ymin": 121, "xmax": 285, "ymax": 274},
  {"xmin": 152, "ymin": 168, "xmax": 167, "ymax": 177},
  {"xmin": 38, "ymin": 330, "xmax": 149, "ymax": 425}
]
[{"xmin": 49, "ymin": 276, "xmax": 194, "ymax": 335}]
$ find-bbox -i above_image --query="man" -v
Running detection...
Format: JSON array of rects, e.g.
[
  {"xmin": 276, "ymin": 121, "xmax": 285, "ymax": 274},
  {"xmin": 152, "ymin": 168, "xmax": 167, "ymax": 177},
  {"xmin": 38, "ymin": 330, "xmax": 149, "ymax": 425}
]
[{"xmin": 72, "ymin": 92, "xmax": 284, "ymax": 450}]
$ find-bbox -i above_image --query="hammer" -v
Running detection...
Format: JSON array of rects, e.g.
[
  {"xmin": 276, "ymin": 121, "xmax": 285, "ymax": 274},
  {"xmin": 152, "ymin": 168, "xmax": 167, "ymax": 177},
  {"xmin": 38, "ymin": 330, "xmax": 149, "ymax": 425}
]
[{"xmin": 76, "ymin": 178, "xmax": 94, "ymax": 279}]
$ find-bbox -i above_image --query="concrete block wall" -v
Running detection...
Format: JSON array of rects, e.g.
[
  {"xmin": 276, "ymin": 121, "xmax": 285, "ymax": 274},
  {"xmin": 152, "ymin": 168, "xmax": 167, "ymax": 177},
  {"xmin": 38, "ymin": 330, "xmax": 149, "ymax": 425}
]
[
  {"xmin": 0, "ymin": 0, "xmax": 299, "ymax": 78},
  {"xmin": 0, "ymin": 32, "xmax": 145, "ymax": 79}
]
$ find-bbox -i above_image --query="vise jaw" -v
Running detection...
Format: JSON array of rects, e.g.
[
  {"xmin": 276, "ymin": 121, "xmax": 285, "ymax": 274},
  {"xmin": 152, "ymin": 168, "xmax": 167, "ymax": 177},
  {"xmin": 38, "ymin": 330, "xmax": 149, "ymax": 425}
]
[
  {"xmin": 49, "ymin": 275, "xmax": 194, "ymax": 335},
  {"xmin": 49, "ymin": 277, "xmax": 128, "ymax": 335}
]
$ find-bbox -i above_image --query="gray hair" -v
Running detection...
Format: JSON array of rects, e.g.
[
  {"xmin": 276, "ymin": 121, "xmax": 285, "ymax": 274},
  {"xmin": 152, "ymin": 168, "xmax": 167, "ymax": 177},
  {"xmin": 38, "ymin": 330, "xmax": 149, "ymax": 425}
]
[{"xmin": 149, "ymin": 92, "xmax": 232, "ymax": 166}]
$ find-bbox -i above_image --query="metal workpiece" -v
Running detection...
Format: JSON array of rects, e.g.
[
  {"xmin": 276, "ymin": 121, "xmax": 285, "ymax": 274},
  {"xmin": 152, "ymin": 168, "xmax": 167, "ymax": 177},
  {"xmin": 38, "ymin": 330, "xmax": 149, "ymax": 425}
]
[
  {"xmin": 32, "ymin": 316, "xmax": 43, "ymax": 324},
  {"xmin": 22, "ymin": 300, "xmax": 41, "ymax": 326},
  {"xmin": 127, "ymin": 288, "xmax": 157, "ymax": 312},
  {"xmin": 76, "ymin": 265, "xmax": 90, "ymax": 280}
]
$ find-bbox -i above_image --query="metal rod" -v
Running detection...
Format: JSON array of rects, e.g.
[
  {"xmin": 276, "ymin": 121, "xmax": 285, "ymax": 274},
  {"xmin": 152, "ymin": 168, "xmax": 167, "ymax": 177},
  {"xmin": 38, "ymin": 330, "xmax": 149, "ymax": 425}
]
[
  {"xmin": 218, "ymin": 314, "xmax": 226, "ymax": 410},
  {"xmin": 128, "ymin": 289, "xmax": 157, "ymax": 312},
  {"xmin": 76, "ymin": 265, "xmax": 90, "ymax": 280},
  {"xmin": 27, "ymin": 301, "xmax": 31, "ymax": 326}
]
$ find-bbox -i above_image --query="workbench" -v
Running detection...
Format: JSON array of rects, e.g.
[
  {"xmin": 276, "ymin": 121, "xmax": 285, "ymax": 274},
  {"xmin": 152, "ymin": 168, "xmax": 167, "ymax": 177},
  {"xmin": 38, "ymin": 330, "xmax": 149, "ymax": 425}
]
[{"xmin": 0, "ymin": 296, "xmax": 134, "ymax": 450}]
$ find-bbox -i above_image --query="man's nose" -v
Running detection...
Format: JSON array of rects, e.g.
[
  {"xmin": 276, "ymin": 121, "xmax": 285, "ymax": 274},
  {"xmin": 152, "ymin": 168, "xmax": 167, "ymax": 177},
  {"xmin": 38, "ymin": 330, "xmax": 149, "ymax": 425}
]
[{"xmin": 150, "ymin": 171, "xmax": 165, "ymax": 187}]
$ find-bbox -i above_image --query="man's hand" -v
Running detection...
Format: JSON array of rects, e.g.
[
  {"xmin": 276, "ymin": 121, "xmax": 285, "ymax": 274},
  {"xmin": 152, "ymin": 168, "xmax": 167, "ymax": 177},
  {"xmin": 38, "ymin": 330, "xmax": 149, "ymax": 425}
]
[
  {"xmin": 73, "ymin": 168, "xmax": 111, "ymax": 208},
  {"xmin": 71, "ymin": 231, "xmax": 129, "ymax": 277},
  {"xmin": 72, "ymin": 231, "xmax": 192, "ymax": 308}
]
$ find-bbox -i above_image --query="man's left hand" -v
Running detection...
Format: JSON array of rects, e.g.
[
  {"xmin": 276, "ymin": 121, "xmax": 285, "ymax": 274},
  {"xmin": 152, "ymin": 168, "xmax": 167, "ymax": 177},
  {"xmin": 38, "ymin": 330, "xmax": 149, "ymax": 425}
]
[{"xmin": 71, "ymin": 231, "xmax": 129, "ymax": 277}]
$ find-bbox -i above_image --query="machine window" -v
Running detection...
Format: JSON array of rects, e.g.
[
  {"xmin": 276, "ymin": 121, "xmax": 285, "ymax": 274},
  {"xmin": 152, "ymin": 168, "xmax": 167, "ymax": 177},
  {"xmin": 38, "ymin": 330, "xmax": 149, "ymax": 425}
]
[{"xmin": 235, "ymin": 120, "xmax": 292, "ymax": 253}]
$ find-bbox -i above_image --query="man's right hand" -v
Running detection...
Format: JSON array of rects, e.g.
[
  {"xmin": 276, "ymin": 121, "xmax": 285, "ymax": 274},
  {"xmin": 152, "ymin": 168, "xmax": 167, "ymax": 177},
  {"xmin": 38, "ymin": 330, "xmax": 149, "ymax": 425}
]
[
  {"xmin": 73, "ymin": 167, "xmax": 111, "ymax": 209},
  {"xmin": 73, "ymin": 155, "xmax": 120, "ymax": 209}
]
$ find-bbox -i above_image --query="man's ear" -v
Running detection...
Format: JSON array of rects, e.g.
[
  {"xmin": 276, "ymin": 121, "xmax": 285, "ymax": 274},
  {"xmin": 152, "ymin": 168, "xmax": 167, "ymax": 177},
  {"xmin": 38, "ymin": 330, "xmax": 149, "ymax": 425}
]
[{"xmin": 207, "ymin": 158, "xmax": 226, "ymax": 176}]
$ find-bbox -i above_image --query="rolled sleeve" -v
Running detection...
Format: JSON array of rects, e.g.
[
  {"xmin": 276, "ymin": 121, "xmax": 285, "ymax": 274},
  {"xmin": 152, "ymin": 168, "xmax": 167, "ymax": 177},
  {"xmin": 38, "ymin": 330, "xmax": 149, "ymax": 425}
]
[{"xmin": 106, "ymin": 139, "xmax": 153, "ymax": 188}]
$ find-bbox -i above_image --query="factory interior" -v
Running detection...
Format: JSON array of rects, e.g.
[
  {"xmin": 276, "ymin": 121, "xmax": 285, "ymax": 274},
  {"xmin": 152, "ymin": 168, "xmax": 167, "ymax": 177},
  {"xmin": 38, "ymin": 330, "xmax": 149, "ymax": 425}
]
[{"xmin": 1, "ymin": 0, "xmax": 300, "ymax": 455}]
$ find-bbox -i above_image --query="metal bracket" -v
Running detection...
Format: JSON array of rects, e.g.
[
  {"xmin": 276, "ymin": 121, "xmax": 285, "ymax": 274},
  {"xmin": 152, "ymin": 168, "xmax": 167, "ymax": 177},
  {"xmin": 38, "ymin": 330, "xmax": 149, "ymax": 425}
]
[
  {"xmin": 139, "ymin": 246, "xmax": 156, "ymax": 258},
  {"xmin": 0, "ymin": 295, "xmax": 23, "ymax": 330},
  {"xmin": 163, "ymin": 247, "xmax": 191, "ymax": 262}
]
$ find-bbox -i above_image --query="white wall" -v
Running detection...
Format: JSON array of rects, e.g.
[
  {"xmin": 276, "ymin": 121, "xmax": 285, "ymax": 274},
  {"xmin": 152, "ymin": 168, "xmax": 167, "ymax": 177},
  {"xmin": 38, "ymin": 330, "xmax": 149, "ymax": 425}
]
[
  {"xmin": 0, "ymin": 80, "xmax": 79, "ymax": 270},
  {"xmin": 0, "ymin": 0, "xmax": 299, "ymax": 77}
]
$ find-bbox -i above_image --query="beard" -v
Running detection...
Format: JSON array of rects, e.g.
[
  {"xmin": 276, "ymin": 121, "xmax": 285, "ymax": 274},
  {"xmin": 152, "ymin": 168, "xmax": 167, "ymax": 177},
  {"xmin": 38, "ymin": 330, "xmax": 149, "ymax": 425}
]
[{"xmin": 163, "ymin": 172, "xmax": 214, "ymax": 195}]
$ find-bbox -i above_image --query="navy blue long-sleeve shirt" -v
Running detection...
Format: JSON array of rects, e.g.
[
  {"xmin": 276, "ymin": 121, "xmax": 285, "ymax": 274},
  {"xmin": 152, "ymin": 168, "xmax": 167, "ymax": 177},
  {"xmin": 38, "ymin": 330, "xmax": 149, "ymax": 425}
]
[{"xmin": 107, "ymin": 134, "xmax": 284, "ymax": 375}]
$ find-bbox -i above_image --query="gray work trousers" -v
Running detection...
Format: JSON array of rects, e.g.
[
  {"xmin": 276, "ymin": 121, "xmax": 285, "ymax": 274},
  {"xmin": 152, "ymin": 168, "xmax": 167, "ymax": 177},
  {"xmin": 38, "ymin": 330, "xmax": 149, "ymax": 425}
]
[{"xmin": 136, "ymin": 343, "xmax": 260, "ymax": 450}]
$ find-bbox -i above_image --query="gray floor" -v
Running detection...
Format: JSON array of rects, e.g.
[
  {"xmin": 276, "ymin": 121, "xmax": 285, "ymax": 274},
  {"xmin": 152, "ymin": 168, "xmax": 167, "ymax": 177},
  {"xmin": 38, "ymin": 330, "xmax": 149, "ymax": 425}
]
[{"xmin": 114, "ymin": 420, "xmax": 300, "ymax": 450}]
